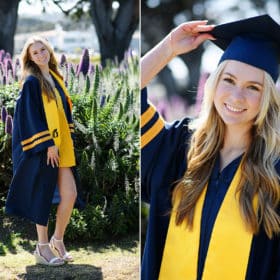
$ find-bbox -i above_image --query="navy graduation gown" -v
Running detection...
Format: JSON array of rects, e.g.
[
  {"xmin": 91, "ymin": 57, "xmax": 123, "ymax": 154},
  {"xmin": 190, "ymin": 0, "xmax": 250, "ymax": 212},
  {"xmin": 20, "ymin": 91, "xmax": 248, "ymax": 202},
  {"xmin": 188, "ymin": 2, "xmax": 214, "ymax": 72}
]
[
  {"xmin": 141, "ymin": 87, "xmax": 280, "ymax": 280},
  {"xmin": 5, "ymin": 75, "xmax": 76, "ymax": 226}
]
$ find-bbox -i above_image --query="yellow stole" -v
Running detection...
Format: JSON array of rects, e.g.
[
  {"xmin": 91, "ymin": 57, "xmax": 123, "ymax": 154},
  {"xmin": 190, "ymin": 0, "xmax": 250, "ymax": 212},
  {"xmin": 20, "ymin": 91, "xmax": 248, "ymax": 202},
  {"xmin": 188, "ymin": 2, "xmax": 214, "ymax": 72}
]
[
  {"xmin": 159, "ymin": 163, "xmax": 257, "ymax": 280},
  {"xmin": 41, "ymin": 70, "xmax": 72, "ymax": 148}
]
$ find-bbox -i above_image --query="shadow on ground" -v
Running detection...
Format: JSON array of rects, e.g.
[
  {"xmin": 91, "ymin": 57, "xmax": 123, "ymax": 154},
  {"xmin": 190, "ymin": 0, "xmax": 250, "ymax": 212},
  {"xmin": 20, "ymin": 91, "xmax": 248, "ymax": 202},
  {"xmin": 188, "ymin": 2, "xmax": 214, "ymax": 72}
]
[
  {"xmin": 17, "ymin": 264, "xmax": 103, "ymax": 280},
  {"xmin": 0, "ymin": 213, "xmax": 138, "ymax": 255}
]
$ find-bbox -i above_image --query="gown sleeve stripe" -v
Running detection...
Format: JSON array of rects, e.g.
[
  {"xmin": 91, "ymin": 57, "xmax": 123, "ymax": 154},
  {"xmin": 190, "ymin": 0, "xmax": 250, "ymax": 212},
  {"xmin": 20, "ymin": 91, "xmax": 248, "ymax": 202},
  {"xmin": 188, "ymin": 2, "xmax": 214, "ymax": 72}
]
[
  {"xmin": 69, "ymin": 123, "xmax": 74, "ymax": 133},
  {"xmin": 141, "ymin": 105, "xmax": 157, "ymax": 128},
  {"xmin": 69, "ymin": 123, "xmax": 75, "ymax": 133},
  {"xmin": 22, "ymin": 135, "xmax": 53, "ymax": 151},
  {"xmin": 21, "ymin": 130, "xmax": 50, "ymax": 145},
  {"xmin": 141, "ymin": 118, "xmax": 164, "ymax": 149}
]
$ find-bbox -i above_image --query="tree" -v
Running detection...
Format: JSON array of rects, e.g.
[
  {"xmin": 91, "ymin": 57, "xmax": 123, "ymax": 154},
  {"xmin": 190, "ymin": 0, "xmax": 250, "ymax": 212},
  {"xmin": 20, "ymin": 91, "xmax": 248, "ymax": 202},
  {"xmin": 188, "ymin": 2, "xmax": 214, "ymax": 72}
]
[
  {"xmin": 43, "ymin": 0, "xmax": 139, "ymax": 66},
  {"xmin": 0, "ymin": 0, "xmax": 139, "ymax": 66},
  {"xmin": 0, "ymin": 0, "xmax": 20, "ymax": 57},
  {"xmin": 90, "ymin": 0, "xmax": 139, "ymax": 66},
  {"xmin": 141, "ymin": 0, "xmax": 208, "ymax": 103}
]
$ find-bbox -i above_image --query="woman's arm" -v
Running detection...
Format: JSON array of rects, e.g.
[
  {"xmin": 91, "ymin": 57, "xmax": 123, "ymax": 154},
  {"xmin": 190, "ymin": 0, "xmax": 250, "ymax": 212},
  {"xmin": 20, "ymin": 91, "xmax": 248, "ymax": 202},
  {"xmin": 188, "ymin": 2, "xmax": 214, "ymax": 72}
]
[
  {"xmin": 141, "ymin": 20, "xmax": 214, "ymax": 89},
  {"xmin": 15, "ymin": 76, "xmax": 56, "ymax": 156}
]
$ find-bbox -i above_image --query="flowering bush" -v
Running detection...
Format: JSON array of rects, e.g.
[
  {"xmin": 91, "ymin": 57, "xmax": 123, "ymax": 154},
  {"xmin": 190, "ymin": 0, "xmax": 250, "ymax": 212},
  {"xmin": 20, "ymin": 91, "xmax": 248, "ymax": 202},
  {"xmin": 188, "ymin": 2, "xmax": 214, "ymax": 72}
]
[{"xmin": 0, "ymin": 49, "xmax": 139, "ymax": 240}]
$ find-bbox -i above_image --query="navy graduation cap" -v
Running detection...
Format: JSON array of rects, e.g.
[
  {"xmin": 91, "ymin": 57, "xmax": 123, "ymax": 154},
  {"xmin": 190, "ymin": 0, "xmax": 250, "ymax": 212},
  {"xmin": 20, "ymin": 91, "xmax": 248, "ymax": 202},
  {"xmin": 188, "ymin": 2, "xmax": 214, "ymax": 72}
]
[{"xmin": 207, "ymin": 15, "xmax": 280, "ymax": 82}]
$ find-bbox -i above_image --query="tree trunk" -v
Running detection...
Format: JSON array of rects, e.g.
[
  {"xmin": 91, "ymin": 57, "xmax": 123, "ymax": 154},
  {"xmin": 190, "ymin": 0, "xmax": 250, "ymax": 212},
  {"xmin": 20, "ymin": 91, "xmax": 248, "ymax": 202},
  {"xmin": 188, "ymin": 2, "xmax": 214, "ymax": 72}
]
[
  {"xmin": 0, "ymin": 0, "xmax": 20, "ymax": 56},
  {"xmin": 141, "ymin": 1, "xmax": 204, "ymax": 104},
  {"xmin": 90, "ymin": 0, "xmax": 139, "ymax": 66}
]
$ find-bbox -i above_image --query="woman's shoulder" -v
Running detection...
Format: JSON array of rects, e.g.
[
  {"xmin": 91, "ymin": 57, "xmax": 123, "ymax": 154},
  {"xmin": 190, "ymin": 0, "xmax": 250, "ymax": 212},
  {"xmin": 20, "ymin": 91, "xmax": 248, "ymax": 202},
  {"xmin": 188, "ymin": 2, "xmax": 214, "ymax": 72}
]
[
  {"xmin": 21, "ymin": 75, "xmax": 41, "ymax": 92},
  {"xmin": 24, "ymin": 75, "xmax": 40, "ymax": 85},
  {"xmin": 19, "ymin": 75, "xmax": 42, "ymax": 100}
]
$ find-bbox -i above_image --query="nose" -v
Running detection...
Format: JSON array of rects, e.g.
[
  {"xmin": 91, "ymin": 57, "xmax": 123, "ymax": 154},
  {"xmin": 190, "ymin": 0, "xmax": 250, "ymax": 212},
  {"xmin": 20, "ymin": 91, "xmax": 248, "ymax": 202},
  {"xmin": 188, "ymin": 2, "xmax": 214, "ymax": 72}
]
[
  {"xmin": 38, "ymin": 51, "xmax": 45, "ymax": 59},
  {"xmin": 229, "ymin": 86, "xmax": 245, "ymax": 101}
]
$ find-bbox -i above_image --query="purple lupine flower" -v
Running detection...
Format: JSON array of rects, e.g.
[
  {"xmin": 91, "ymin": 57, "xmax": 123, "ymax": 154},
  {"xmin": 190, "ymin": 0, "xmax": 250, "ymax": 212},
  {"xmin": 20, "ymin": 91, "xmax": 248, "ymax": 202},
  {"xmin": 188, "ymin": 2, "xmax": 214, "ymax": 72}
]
[
  {"xmin": 0, "ymin": 62, "xmax": 4, "ymax": 75},
  {"xmin": 124, "ymin": 49, "xmax": 133, "ymax": 64},
  {"xmin": 77, "ymin": 49, "xmax": 90, "ymax": 76},
  {"xmin": 15, "ymin": 57, "xmax": 20, "ymax": 66},
  {"xmin": 128, "ymin": 48, "xmax": 134, "ymax": 61},
  {"xmin": 60, "ymin": 53, "xmax": 67, "ymax": 67},
  {"xmin": 64, "ymin": 64, "xmax": 69, "ymax": 85},
  {"xmin": 5, "ymin": 115, "xmax": 13, "ymax": 135},
  {"xmin": 5, "ymin": 53, "xmax": 11, "ymax": 60},
  {"xmin": 195, "ymin": 72, "xmax": 210, "ymax": 115},
  {"xmin": 7, "ymin": 69, "xmax": 14, "ymax": 85},
  {"xmin": 1, "ymin": 106, "xmax": 7, "ymax": 123},
  {"xmin": 0, "ymin": 50, "xmax": 4, "ymax": 62},
  {"xmin": 13, "ymin": 58, "xmax": 20, "ymax": 80},
  {"xmin": 124, "ymin": 50, "xmax": 129, "ymax": 62},
  {"xmin": 5, "ymin": 58, "xmax": 13, "ymax": 73},
  {"xmin": 88, "ymin": 64, "xmax": 95, "ymax": 75},
  {"xmin": 122, "ymin": 61, "xmax": 129, "ymax": 70},
  {"xmin": 100, "ymin": 95, "xmax": 106, "ymax": 107},
  {"xmin": 67, "ymin": 62, "xmax": 72, "ymax": 74},
  {"xmin": 13, "ymin": 62, "xmax": 18, "ymax": 77}
]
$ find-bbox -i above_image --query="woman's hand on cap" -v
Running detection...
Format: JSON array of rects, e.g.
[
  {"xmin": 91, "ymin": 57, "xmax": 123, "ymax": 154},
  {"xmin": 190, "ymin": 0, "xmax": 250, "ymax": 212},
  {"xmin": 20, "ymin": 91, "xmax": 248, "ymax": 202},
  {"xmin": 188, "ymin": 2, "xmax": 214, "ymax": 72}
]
[{"xmin": 168, "ymin": 20, "xmax": 215, "ymax": 57}]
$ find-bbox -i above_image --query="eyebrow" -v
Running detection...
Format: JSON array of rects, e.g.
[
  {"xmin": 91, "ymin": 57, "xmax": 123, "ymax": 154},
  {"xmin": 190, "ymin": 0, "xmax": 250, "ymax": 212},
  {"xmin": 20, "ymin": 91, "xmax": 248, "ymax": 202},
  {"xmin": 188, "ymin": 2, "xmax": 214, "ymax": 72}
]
[
  {"xmin": 223, "ymin": 72, "xmax": 264, "ymax": 86},
  {"xmin": 31, "ymin": 48, "xmax": 45, "ymax": 54}
]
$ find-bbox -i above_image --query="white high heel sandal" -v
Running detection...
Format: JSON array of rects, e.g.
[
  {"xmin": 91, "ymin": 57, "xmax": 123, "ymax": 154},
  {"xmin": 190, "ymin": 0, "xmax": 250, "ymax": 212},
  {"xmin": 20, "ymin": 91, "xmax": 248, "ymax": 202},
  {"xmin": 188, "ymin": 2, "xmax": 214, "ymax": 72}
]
[
  {"xmin": 34, "ymin": 243, "xmax": 65, "ymax": 266},
  {"xmin": 50, "ymin": 236, "xmax": 74, "ymax": 262}
]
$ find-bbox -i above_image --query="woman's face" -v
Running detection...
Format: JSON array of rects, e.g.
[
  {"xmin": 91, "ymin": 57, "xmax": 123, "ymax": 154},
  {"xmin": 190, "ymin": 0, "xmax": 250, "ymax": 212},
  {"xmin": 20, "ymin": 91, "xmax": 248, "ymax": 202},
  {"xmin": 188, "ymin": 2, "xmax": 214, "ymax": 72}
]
[
  {"xmin": 29, "ymin": 41, "xmax": 50, "ymax": 69},
  {"xmin": 214, "ymin": 60, "xmax": 264, "ymax": 130}
]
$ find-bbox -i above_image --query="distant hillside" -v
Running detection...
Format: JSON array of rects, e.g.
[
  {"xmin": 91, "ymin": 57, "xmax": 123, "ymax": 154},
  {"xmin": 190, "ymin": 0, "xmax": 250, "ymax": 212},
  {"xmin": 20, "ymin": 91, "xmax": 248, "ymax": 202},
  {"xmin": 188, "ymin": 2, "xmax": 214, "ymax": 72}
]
[
  {"xmin": 16, "ymin": 17, "xmax": 55, "ymax": 34},
  {"xmin": 16, "ymin": 14, "xmax": 92, "ymax": 34}
]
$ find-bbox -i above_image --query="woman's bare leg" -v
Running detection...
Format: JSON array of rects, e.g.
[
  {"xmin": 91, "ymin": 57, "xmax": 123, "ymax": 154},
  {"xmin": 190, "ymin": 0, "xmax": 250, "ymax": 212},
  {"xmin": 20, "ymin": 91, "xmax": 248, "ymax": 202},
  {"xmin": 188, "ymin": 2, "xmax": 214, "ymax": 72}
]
[
  {"xmin": 52, "ymin": 167, "xmax": 77, "ymax": 256},
  {"xmin": 36, "ymin": 224, "xmax": 62, "ymax": 263}
]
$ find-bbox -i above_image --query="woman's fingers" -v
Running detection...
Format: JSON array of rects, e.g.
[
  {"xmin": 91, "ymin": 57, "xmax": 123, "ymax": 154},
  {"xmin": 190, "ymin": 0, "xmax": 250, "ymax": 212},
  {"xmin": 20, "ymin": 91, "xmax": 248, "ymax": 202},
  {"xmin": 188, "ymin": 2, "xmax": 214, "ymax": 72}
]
[
  {"xmin": 181, "ymin": 20, "xmax": 209, "ymax": 29},
  {"xmin": 53, "ymin": 155, "xmax": 59, "ymax": 167},
  {"xmin": 170, "ymin": 20, "xmax": 215, "ymax": 55},
  {"xmin": 51, "ymin": 154, "xmax": 59, "ymax": 168},
  {"xmin": 47, "ymin": 145, "xmax": 59, "ymax": 167},
  {"xmin": 181, "ymin": 20, "xmax": 214, "ymax": 33},
  {"xmin": 193, "ymin": 23, "xmax": 215, "ymax": 32},
  {"xmin": 192, "ymin": 33, "xmax": 215, "ymax": 49}
]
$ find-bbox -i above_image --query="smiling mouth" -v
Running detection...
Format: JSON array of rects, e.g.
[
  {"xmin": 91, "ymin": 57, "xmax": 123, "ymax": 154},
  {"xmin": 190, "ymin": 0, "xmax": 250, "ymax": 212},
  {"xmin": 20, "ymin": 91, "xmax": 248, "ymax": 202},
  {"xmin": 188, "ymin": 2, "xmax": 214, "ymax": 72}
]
[{"xmin": 224, "ymin": 103, "xmax": 246, "ymax": 113}]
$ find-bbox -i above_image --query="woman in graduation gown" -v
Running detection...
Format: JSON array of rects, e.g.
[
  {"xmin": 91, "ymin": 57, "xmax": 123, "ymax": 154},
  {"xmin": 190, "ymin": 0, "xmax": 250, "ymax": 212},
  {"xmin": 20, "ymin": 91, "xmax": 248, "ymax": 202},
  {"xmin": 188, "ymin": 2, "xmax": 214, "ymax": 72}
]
[
  {"xmin": 5, "ymin": 36, "xmax": 78, "ymax": 266},
  {"xmin": 141, "ymin": 15, "xmax": 280, "ymax": 280}
]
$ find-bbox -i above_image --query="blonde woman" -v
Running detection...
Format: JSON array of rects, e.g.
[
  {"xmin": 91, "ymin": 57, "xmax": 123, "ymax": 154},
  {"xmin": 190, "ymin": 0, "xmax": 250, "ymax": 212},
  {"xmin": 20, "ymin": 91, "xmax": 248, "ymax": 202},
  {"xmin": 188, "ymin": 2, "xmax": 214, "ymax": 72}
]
[
  {"xmin": 141, "ymin": 15, "xmax": 280, "ymax": 279},
  {"xmin": 6, "ymin": 36, "xmax": 77, "ymax": 265}
]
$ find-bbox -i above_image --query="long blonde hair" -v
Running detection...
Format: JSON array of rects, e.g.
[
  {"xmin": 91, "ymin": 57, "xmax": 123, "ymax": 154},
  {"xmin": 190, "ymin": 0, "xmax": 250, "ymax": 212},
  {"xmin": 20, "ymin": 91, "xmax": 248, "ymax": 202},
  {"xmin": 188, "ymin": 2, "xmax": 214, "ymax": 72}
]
[
  {"xmin": 173, "ymin": 61, "xmax": 280, "ymax": 238},
  {"xmin": 20, "ymin": 36, "xmax": 63, "ymax": 100}
]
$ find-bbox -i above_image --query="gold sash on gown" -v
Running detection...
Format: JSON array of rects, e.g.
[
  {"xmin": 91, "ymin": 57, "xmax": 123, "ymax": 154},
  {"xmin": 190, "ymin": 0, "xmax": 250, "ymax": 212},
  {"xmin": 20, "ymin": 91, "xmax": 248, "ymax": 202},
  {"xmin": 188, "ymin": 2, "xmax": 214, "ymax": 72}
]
[{"xmin": 159, "ymin": 163, "xmax": 257, "ymax": 280}]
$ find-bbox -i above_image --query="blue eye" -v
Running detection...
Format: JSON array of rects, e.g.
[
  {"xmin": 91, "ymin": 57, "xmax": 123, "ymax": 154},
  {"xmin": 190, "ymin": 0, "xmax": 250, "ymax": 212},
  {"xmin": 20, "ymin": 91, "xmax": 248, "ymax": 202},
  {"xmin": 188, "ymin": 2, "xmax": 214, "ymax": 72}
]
[
  {"xmin": 248, "ymin": 85, "xmax": 261, "ymax": 92},
  {"xmin": 223, "ymin": 77, "xmax": 234, "ymax": 84}
]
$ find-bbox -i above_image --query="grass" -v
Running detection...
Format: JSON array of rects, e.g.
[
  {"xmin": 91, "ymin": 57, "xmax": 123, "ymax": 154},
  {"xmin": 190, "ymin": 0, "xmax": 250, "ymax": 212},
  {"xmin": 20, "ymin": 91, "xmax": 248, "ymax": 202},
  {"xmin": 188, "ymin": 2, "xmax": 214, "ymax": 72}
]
[{"xmin": 0, "ymin": 214, "xmax": 139, "ymax": 280}]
